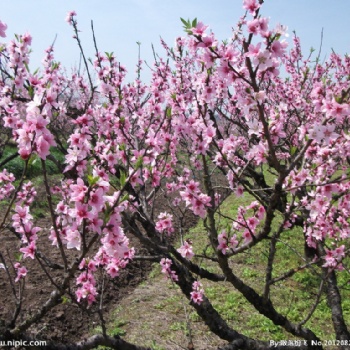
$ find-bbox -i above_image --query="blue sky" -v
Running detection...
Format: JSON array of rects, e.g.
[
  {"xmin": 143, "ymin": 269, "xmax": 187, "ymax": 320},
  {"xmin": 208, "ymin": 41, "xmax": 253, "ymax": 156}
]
[{"xmin": 1, "ymin": 1, "xmax": 350, "ymax": 82}]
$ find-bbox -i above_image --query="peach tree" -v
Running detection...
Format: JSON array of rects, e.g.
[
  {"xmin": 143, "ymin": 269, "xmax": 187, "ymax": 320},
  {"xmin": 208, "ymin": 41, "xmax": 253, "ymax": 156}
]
[{"xmin": 1, "ymin": 1, "xmax": 350, "ymax": 349}]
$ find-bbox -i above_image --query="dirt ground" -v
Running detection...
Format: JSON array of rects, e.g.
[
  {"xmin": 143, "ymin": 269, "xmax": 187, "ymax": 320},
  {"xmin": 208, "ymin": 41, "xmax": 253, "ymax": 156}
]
[
  {"xmin": 0, "ymin": 181, "xmax": 200, "ymax": 348},
  {"xmin": 0, "ymin": 216, "xmax": 149, "ymax": 343}
]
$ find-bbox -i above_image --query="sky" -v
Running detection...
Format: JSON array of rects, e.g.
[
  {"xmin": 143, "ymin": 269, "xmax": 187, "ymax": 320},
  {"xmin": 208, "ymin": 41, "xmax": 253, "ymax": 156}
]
[{"xmin": 1, "ymin": 1, "xmax": 350, "ymax": 82}]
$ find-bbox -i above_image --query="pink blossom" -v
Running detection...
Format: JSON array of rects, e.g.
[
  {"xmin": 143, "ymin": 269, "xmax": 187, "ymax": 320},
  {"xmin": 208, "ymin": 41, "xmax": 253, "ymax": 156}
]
[
  {"xmin": 243, "ymin": 0, "xmax": 260, "ymax": 15},
  {"xmin": 155, "ymin": 212, "xmax": 174, "ymax": 235},
  {"xmin": 217, "ymin": 230, "xmax": 229, "ymax": 254},
  {"xmin": 0, "ymin": 20, "xmax": 7, "ymax": 38},
  {"xmin": 160, "ymin": 258, "xmax": 178, "ymax": 281},
  {"xmin": 230, "ymin": 235, "xmax": 238, "ymax": 249},
  {"xmin": 14, "ymin": 263, "xmax": 27, "ymax": 282},
  {"xmin": 177, "ymin": 240, "xmax": 194, "ymax": 260},
  {"xmin": 323, "ymin": 246, "xmax": 345, "ymax": 271},
  {"xmin": 106, "ymin": 261, "xmax": 119, "ymax": 278},
  {"xmin": 190, "ymin": 281, "xmax": 204, "ymax": 305},
  {"xmin": 66, "ymin": 228, "xmax": 81, "ymax": 250},
  {"xmin": 20, "ymin": 241, "xmax": 36, "ymax": 259},
  {"xmin": 271, "ymin": 40, "xmax": 287, "ymax": 57},
  {"xmin": 88, "ymin": 188, "xmax": 105, "ymax": 212},
  {"xmin": 243, "ymin": 230, "xmax": 253, "ymax": 244},
  {"xmin": 65, "ymin": 11, "xmax": 77, "ymax": 25},
  {"xmin": 70, "ymin": 178, "xmax": 87, "ymax": 202},
  {"xmin": 191, "ymin": 22, "xmax": 208, "ymax": 36}
]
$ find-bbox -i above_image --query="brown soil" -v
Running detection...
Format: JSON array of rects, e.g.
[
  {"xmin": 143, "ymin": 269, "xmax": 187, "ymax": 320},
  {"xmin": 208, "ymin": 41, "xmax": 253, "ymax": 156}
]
[
  {"xmin": 0, "ymin": 179, "xmax": 199, "ymax": 348},
  {"xmin": 0, "ymin": 217, "xmax": 148, "ymax": 343}
]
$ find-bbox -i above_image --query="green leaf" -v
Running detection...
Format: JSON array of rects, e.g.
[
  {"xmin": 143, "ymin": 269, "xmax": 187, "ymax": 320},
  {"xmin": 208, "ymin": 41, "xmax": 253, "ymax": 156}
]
[
  {"xmin": 335, "ymin": 96, "xmax": 342, "ymax": 104},
  {"xmin": 14, "ymin": 253, "xmax": 23, "ymax": 262},
  {"xmin": 87, "ymin": 174, "xmax": 99, "ymax": 186},
  {"xmin": 166, "ymin": 106, "xmax": 172, "ymax": 118},
  {"xmin": 28, "ymin": 85, "xmax": 34, "ymax": 99},
  {"xmin": 290, "ymin": 146, "xmax": 297, "ymax": 156},
  {"xmin": 135, "ymin": 156, "xmax": 143, "ymax": 170},
  {"xmin": 180, "ymin": 17, "xmax": 194, "ymax": 34},
  {"xmin": 24, "ymin": 61, "xmax": 30, "ymax": 73},
  {"xmin": 120, "ymin": 193, "xmax": 129, "ymax": 202},
  {"xmin": 119, "ymin": 171, "xmax": 127, "ymax": 187},
  {"xmin": 105, "ymin": 51, "xmax": 114, "ymax": 60},
  {"xmin": 180, "ymin": 17, "xmax": 189, "ymax": 27},
  {"xmin": 61, "ymin": 296, "xmax": 71, "ymax": 304},
  {"xmin": 28, "ymin": 154, "xmax": 38, "ymax": 168},
  {"xmin": 50, "ymin": 61, "xmax": 60, "ymax": 70},
  {"xmin": 103, "ymin": 202, "xmax": 113, "ymax": 225}
]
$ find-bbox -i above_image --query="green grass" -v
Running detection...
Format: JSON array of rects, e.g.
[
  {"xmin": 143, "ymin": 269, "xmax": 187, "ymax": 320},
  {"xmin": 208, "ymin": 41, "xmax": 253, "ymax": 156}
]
[
  {"xmin": 96, "ymin": 164, "xmax": 350, "ymax": 346},
  {"xmin": 0, "ymin": 145, "xmax": 64, "ymax": 219},
  {"xmin": 183, "ymin": 187, "xmax": 350, "ymax": 342},
  {"xmin": 0, "ymin": 145, "xmax": 65, "ymax": 179}
]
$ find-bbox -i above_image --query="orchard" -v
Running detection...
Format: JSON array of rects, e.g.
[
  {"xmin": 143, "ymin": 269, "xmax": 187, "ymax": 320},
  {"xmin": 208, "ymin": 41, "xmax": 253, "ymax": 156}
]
[{"xmin": 1, "ymin": 0, "xmax": 350, "ymax": 349}]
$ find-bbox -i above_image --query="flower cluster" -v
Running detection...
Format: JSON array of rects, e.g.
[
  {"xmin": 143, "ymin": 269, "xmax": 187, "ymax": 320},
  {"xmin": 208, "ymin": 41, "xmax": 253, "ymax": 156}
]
[
  {"xmin": 155, "ymin": 212, "xmax": 174, "ymax": 235},
  {"xmin": 177, "ymin": 240, "xmax": 194, "ymax": 260},
  {"xmin": 12, "ymin": 182, "xmax": 40, "ymax": 261},
  {"xmin": 1, "ymin": 0, "xmax": 350, "ymax": 318},
  {"xmin": 217, "ymin": 230, "xmax": 238, "ymax": 255},
  {"xmin": 14, "ymin": 262, "xmax": 27, "ymax": 282},
  {"xmin": 231, "ymin": 202, "xmax": 266, "ymax": 245},
  {"xmin": 190, "ymin": 281, "xmax": 204, "ymax": 305},
  {"xmin": 160, "ymin": 258, "xmax": 178, "ymax": 281},
  {"xmin": 0, "ymin": 169, "xmax": 15, "ymax": 200},
  {"xmin": 179, "ymin": 180, "xmax": 211, "ymax": 218}
]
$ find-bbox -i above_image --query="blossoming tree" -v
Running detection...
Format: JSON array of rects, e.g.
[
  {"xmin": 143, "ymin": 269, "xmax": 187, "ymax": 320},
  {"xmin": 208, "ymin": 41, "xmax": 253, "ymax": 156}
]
[{"xmin": 1, "ymin": 0, "xmax": 350, "ymax": 349}]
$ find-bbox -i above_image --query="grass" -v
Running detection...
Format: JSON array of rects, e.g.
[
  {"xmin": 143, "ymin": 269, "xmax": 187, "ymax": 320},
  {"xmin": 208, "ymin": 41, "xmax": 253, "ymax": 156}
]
[
  {"xmin": 184, "ymin": 186, "xmax": 350, "ymax": 342},
  {"xmin": 0, "ymin": 146, "xmax": 64, "ymax": 219},
  {"xmin": 2, "ymin": 146, "xmax": 348, "ymax": 346},
  {"xmin": 103, "ymin": 164, "xmax": 350, "ymax": 348},
  {"xmin": 0, "ymin": 145, "xmax": 65, "ymax": 179}
]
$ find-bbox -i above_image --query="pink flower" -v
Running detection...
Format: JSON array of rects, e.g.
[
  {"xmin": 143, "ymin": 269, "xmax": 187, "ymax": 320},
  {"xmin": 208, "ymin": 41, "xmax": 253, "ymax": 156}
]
[
  {"xmin": 308, "ymin": 123, "xmax": 338, "ymax": 144},
  {"xmin": 12, "ymin": 205, "xmax": 32, "ymax": 225},
  {"xmin": 271, "ymin": 40, "xmax": 287, "ymax": 58},
  {"xmin": 74, "ymin": 202, "xmax": 92, "ymax": 224},
  {"xmin": 65, "ymin": 11, "xmax": 77, "ymax": 25},
  {"xmin": 36, "ymin": 134, "xmax": 53, "ymax": 159},
  {"xmin": 243, "ymin": 0, "xmax": 260, "ymax": 15},
  {"xmin": 14, "ymin": 263, "xmax": 27, "ymax": 282},
  {"xmin": 70, "ymin": 178, "xmax": 87, "ymax": 202},
  {"xmin": 243, "ymin": 230, "xmax": 253, "ymax": 244},
  {"xmin": 322, "ymin": 247, "xmax": 345, "ymax": 271},
  {"xmin": 235, "ymin": 185, "xmax": 244, "ymax": 197},
  {"xmin": 66, "ymin": 228, "xmax": 81, "ymax": 250},
  {"xmin": 218, "ymin": 230, "xmax": 229, "ymax": 254},
  {"xmin": 191, "ymin": 22, "xmax": 208, "ymax": 36},
  {"xmin": 177, "ymin": 240, "xmax": 194, "ymax": 260},
  {"xmin": 247, "ymin": 18, "xmax": 269, "ymax": 37},
  {"xmin": 20, "ymin": 241, "xmax": 36, "ymax": 259},
  {"xmin": 230, "ymin": 235, "xmax": 238, "ymax": 249},
  {"xmin": 190, "ymin": 281, "xmax": 204, "ymax": 305},
  {"xmin": 106, "ymin": 261, "xmax": 119, "ymax": 278},
  {"xmin": 160, "ymin": 258, "xmax": 178, "ymax": 281},
  {"xmin": 190, "ymin": 291, "xmax": 203, "ymax": 305},
  {"xmin": 155, "ymin": 212, "xmax": 174, "ymax": 235},
  {"xmin": 0, "ymin": 20, "xmax": 7, "ymax": 38},
  {"xmin": 88, "ymin": 188, "xmax": 104, "ymax": 212}
]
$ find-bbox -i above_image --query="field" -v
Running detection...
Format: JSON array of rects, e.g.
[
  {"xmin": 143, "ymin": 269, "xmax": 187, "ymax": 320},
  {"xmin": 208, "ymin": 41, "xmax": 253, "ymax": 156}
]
[{"xmin": 1, "ymin": 149, "xmax": 350, "ymax": 349}]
